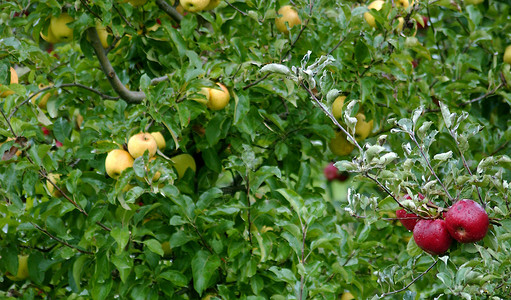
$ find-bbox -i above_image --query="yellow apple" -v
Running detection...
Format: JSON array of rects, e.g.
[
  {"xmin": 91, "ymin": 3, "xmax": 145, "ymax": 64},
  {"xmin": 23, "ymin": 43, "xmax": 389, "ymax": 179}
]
[
  {"xmin": 180, "ymin": 0, "xmax": 210, "ymax": 12},
  {"xmin": 96, "ymin": 23, "xmax": 109, "ymax": 49},
  {"xmin": 332, "ymin": 95, "xmax": 346, "ymax": 120},
  {"xmin": 176, "ymin": 4, "xmax": 185, "ymax": 15},
  {"xmin": 504, "ymin": 45, "xmax": 511, "ymax": 64},
  {"xmin": 397, "ymin": 17, "xmax": 405, "ymax": 31},
  {"xmin": 275, "ymin": 5, "xmax": 302, "ymax": 34},
  {"xmin": 105, "ymin": 149, "xmax": 135, "ymax": 179},
  {"xmin": 76, "ymin": 113, "xmax": 84, "ymax": 129},
  {"xmin": 355, "ymin": 113, "xmax": 373, "ymax": 141},
  {"xmin": 204, "ymin": 0, "xmax": 221, "ymax": 10},
  {"xmin": 191, "ymin": 87, "xmax": 210, "ymax": 105},
  {"xmin": 0, "ymin": 67, "xmax": 18, "ymax": 98},
  {"xmin": 329, "ymin": 131, "xmax": 354, "ymax": 156},
  {"xmin": 364, "ymin": 0, "xmax": 384, "ymax": 28},
  {"xmin": 127, "ymin": 133, "xmax": 158, "ymax": 159},
  {"xmin": 207, "ymin": 83, "xmax": 230, "ymax": 110},
  {"xmin": 50, "ymin": 13, "xmax": 74, "ymax": 42},
  {"xmin": 340, "ymin": 292, "xmax": 355, "ymax": 300},
  {"xmin": 6, "ymin": 255, "xmax": 29, "ymax": 281},
  {"xmin": 396, "ymin": 0, "xmax": 410, "ymax": 9},
  {"xmin": 31, "ymin": 83, "xmax": 54, "ymax": 109},
  {"xmin": 128, "ymin": 0, "xmax": 148, "ymax": 6},
  {"xmin": 170, "ymin": 154, "xmax": 196, "ymax": 179},
  {"xmin": 46, "ymin": 173, "xmax": 62, "ymax": 197},
  {"xmin": 150, "ymin": 132, "xmax": 166, "ymax": 150},
  {"xmin": 40, "ymin": 26, "xmax": 59, "ymax": 44}
]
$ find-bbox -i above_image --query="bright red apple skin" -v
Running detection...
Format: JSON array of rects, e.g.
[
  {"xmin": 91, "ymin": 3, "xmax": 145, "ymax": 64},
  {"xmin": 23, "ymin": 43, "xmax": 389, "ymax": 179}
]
[
  {"xmin": 444, "ymin": 199, "xmax": 489, "ymax": 243},
  {"xmin": 396, "ymin": 209, "xmax": 419, "ymax": 231},
  {"xmin": 324, "ymin": 162, "xmax": 339, "ymax": 181},
  {"xmin": 413, "ymin": 219, "xmax": 452, "ymax": 255}
]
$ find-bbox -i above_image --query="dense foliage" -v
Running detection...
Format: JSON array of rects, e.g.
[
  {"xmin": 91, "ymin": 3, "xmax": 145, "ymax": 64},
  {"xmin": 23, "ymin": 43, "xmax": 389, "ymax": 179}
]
[{"xmin": 1, "ymin": 0, "xmax": 511, "ymax": 299}]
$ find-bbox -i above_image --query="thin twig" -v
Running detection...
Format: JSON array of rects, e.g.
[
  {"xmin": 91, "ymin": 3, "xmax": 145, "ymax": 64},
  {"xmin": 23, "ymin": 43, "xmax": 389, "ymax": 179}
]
[
  {"xmin": 155, "ymin": 0, "xmax": 183, "ymax": 22},
  {"xmin": 31, "ymin": 222, "xmax": 93, "ymax": 255},
  {"xmin": 364, "ymin": 173, "xmax": 409, "ymax": 211},
  {"xmin": 246, "ymin": 174, "xmax": 252, "ymax": 244},
  {"xmin": 380, "ymin": 259, "xmax": 439, "ymax": 297},
  {"xmin": 79, "ymin": 0, "xmax": 102, "ymax": 21},
  {"xmin": 242, "ymin": 73, "xmax": 269, "ymax": 90},
  {"xmin": 459, "ymin": 82, "xmax": 503, "ymax": 106},
  {"xmin": 113, "ymin": 4, "xmax": 133, "ymax": 28},
  {"xmin": 225, "ymin": 0, "xmax": 248, "ymax": 16},
  {"xmin": 0, "ymin": 108, "xmax": 16, "ymax": 137}
]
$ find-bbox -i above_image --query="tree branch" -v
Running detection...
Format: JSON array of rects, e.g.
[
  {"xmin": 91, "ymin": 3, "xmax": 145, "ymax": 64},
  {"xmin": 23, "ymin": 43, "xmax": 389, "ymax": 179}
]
[
  {"xmin": 86, "ymin": 27, "xmax": 146, "ymax": 104},
  {"xmin": 155, "ymin": 0, "xmax": 183, "ymax": 23},
  {"xmin": 31, "ymin": 222, "xmax": 94, "ymax": 255},
  {"xmin": 380, "ymin": 259, "xmax": 439, "ymax": 297}
]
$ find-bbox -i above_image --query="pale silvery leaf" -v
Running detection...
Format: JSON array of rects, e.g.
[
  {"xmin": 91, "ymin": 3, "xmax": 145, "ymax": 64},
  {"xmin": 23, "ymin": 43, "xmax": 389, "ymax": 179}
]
[
  {"xmin": 378, "ymin": 152, "xmax": 398, "ymax": 165},
  {"xmin": 433, "ymin": 151, "xmax": 453, "ymax": 161},
  {"xmin": 377, "ymin": 135, "xmax": 387, "ymax": 146},
  {"xmin": 417, "ymin": 121, "xmax": 433, "ymax": 140},
  {"xmin": 335, "ymin": 160, "xmax": 359, "ymax": 172},
  {"xmin": 423, "ymin": 180, "xmax": 437, "ymax": 191},
  {"xmin": 365, "ymin": 145, "xmax": 386, "ymax": 161},
  {"xmin": 326, "ymin": 89, "xmax": 340, "ymax": 104},
  {"xmin": 301, "ymin": 50, "xmax": 312, "ymax": 69},
  {"xmin": 402, "ymin": 142, "xmax": 412, "ymax": 155},
  {"xmin": 439, "ymin": 101, "xmax": 455, "ymax": 129},
  {"xmin": 397, "ymin": 118, "xmax": 413, "ymax": 132},
  {"xmin": 477, "ymin": 157, "xmax": 495, "ymax": 174},
  {"xmin": 260, "ymin": 63, "xmax": 291, "ymax": 75},
  {"xmin": 412, "ymin": 106, "xmax": 424, "ymax": 125},
  {"xmin": 401, "ymin": 199, "xmax": 417, "ymax": 209}
]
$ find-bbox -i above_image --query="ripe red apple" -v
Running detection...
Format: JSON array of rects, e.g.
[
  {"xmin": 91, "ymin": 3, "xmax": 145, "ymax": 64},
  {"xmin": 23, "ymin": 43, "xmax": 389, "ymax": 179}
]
[
  {"xmin": 413, "ymin": 219, "xmax": 452, "ymax": 255},
  {"xmin": 396, "ymin": 209, "xmax": 419, "ymax": 231},
  {"xmin": 324, "ymin": 162, "xmax": 339, "ymax": 181},
  {"xmin": 418, "ymin": 16, "xmax": 429, "ymax": 30},
  {"xmin": 41, "ymin": 127, "xmax": 50, "ymax": 136},
  {"xmin": 396, "ymin": 193, "xmax": 425, "ymax": 231},
  {"xmin": 444, "ymin": 199, "xmax": 489, "ymax": 243},
  {"xmin": 55, "ymin": 140, "xmax": 63, "ymax": 147}
]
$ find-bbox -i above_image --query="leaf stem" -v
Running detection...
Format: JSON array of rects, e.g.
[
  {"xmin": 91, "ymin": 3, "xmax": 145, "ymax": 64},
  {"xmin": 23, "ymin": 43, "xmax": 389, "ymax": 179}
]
[{"xmin": 380, "ymin": 258, "xmax": 438, "ymax": 297}]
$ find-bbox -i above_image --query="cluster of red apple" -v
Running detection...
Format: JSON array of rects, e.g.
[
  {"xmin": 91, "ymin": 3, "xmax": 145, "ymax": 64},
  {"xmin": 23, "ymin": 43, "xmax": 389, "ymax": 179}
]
[
  {"xmin": 397, "ymin": 194, "xmax": 489, "ymax": 255},
  {"xmin": 324, "ymin": 162, "xmax": 349, "ymax": 182}
]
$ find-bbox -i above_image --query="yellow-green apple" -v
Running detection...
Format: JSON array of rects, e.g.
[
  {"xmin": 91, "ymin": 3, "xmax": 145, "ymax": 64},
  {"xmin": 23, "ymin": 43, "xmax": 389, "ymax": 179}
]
[
  {"xmin": 413, "ymin": 219, "xmax": 452, "ymax": 255},
  {"xmin": 161, "ymin": 241, "xmax": 172, "ymax": 257},
  {"xmin": 465, "ymin": 0, "xmax": 484, "ymax": 4},
  {"xmin": 207, "ymin": 83, "xmax": 230, "ymax": 110},
  {"xmin": 180, "ymin": 0, "xmax": 210, "ymax": 12},
  {"xmin": 444, "ymin": 199, "xmax": 489, "ymax": 243},
  {"xmin": 329, "ymin": 131, "xmax": 354, "ymax": 156},
  {"xmin": 355, "ymin": 113, "xmax": 373, "ymax": 141},
  {"xmin": 204, "ymin": 0, "xmax": 221, "ymax": 10},
  {"xmin": 150, "ymin": 132, "xmax": 166, "ymax": 150},
  {"xmin": 127, "ymin": 132, "xmax": 158, "ymax": 158},
  {"xmin": 170, "ymin": 153, "xmax": 196, "ymax": 179},
  {"xmin": 128, "ymin": 0, "xmax": 148, "ymax": 6},
  {"xmin": 46, "ymin": 173, "xmax": 62, "ymax": 197},
  {"xmin": 5, "ymin": 255, "xmax": 29, "ymax": 281},
  {"xmin": 0, "ymin": 67, "xmax": 18, "ymax": 97},
  {"xmin": 364, "ymin": 0, "xmax": 384, "ymax": 28},
  {"xmin": 504, "ymin": 45, "xmax": 511, "ymax": 64},
  {"xmin": 50, "ymin": 13, "xmax": 74, "ymax": 42},
  {"xmin": 31, "ymin": 83, "xmax": 54, "ymax": 109},
  {"xmin": 340, "ymin": 292, "xmax": 355, "ymax": 300},
  {"xmin": 275, "ymin": 5, "xmax": 302, "ymax": 34},
  {"xmin": 96, "ymin": 22, "xmax": 110, "ymax": 49},
  {"xmin": 332, "ymin": 95, "xmax": 346, "ymax": 120},
  {"xmin": 40, "ymin": 26, "xmax": 59, "ymax": 44},
  {"xmin": 105, "ymin": 149, "xmax": 134, "ymax": 179}
]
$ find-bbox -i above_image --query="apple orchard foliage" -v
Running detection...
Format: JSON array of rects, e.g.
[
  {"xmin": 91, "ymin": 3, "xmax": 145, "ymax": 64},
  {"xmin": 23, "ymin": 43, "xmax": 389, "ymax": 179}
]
[{"xmin": 1, "ymin": 0, "xmax": 511, "ymax": 299}]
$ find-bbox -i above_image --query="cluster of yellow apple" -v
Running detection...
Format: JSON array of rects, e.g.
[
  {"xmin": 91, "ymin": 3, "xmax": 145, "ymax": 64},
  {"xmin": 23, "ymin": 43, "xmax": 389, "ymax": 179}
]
[
  {"xmin": 328, "ymin": 95, "xmax": 374, "ymax": 156},
  {"xmin": 194, "ymin": 82, "xmax": 231, "ymax": 110},
  {"xmin": 105, "ymin": 132, "xmax": 196, "ymax": 182},
  {"xmin": 504, "ymin": 46, "xmax": 511, "ymax": 64},
  {"xmin": 40, "ymin": 13, "xmax": 74, "ymax": 44},
  {"xmin": 0, "ymin": 67, "xmax": 18, "ymax": 97},
  {"xmin": 275, "ymin": 5, "xmax": 302, "ymax": 34},
  {"xmin": 364, "ymin": 0, "xmax": 411, "ymax": 32}
]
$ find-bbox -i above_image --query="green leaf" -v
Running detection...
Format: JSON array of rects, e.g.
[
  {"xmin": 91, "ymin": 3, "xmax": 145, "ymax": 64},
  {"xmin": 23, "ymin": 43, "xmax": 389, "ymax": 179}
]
[
  {"xmin": 191, "ymin": 250, "xmax": 221, "ymax": 296},
  {"xmin": 110, "ymin": 226, "xmax": 130, "ymax": 255},
  {"xmin": 144, "ymin": 239, "xmax": 164, "ymax": 256}
]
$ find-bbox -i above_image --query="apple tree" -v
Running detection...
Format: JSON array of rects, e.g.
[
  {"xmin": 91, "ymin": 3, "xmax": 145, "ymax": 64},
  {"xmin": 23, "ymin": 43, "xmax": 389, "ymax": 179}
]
[{"xmin": 1, "ymin": 0, "xmax": 511, "ymax": 299}]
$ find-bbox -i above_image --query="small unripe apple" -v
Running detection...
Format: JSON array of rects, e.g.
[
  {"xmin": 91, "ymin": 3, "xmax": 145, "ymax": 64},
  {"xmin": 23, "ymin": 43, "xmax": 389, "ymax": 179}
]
[
  {"xmin": 170, "ymin": 153, "xmax": 196, "ymax": 179},
  {"xmin": 444, "ymin": 199, "xmax": 489, "ymax": 243},
  {"xmin": 413, "ymin": 219, "xmax": 452, "ymax": 255}
]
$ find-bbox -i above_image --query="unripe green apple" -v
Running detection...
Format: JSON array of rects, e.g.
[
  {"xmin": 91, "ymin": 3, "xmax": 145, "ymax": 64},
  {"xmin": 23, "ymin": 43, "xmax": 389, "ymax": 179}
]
[
  {"xmin": 170, "ymin": 154, "xmax": 196, "ymax": 178},
  {"xmin": 6, "ymin": 255, "xmax": 29, "ymax": 281}
]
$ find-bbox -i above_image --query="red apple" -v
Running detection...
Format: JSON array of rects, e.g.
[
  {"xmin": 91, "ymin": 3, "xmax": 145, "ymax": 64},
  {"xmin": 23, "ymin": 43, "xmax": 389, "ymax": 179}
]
[
  {"xmin": 337, "ymin": 171, "xmax": 349, "ymax": 182},
  {"xmin": 418, "ymin": 16, "xmax": 429, "ymax": 30},
  {"xmin": 41, "ymin": 127, "xmax": 50, "ymax": 136},
  {"xmin": 444, "ymin": 199, "xmax": 489, "ymax": 243},
  {"xmin": 396, "ymin": 209, "xmax": 419, "ymax": 231},
  {"xmin": 324, "ymin": 162, "xmax": 339, "ymax": 181},
  {"xmin": 55, "ymin": 140, "xmax": 63, "ymax": 147},
  {"xmin": 413, "ymin": 219, "xmax": 452, "ymax": 255},
  {"xmin": 412, "ymin": 60, "xmax": 418, "ymax": 68}
]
